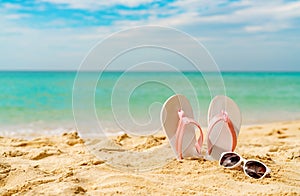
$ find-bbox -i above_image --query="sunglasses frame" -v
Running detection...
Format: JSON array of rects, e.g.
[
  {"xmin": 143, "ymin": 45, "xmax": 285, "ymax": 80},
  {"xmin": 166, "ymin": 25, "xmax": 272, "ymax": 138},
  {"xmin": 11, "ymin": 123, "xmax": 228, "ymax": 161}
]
[{"xmin": 219, "ymin": 151, "xmax": 271, "ymax": 179}]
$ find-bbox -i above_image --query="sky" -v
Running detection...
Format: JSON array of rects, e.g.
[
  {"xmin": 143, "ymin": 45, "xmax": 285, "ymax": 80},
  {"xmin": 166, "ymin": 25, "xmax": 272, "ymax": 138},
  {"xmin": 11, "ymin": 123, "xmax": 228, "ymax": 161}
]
[{"xmin": 0, "ymin": 0, "xmax": 300, "ymax": 71}]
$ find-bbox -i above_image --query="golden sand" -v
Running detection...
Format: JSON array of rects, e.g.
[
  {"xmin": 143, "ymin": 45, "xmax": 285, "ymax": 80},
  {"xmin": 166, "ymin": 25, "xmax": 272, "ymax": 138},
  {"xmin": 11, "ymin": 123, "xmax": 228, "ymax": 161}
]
[{"xmin": 0, "ymin": 121, "xmax": 300, "ymax": 195}]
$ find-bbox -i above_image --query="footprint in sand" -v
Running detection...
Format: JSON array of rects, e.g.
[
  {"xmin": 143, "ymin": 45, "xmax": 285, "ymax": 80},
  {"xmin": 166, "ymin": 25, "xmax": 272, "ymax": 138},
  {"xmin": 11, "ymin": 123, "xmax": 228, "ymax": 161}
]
[
  {"xmin": 265, "ymin": 129, "xmax": 295, "ymax": 140},
  {"xmin": 113, "ymin": 134, "xmax": 166, "ymax": 151},
  {"xmin": 0, "ymin": 163, "xmax": 11, "ymax": 186},
  {"xmin": 78, "ymin": 159, "xmax": 105, "ymax": 166},
  {"xmin": 2, "ymin": 150, "xmax": 28, "ymax": 157},
  {"xmin": 29, "ymin": 149, "xmax": 62, "ymax": 160},
  {"xmin": 267, "ymin": 129, "xmax": 284, "ymax": 136},
  {"xmin": 114, "ymin": 134, "xmax": 131, "ymax": 146},
  {"xmin": 247, "ymin": 126, "xmax": 263, "ymax": 130},
  {"xmin": 268, "ymin": 147, "xmax": 279, "ymax": 152},
  {"xmin": 62, "ymin": 132, "xmax": 84, "ymax": 146},
  {"xmin": 288, "ymin": 152, "xmax": 300, "ymax": 161},
  {"xmin": 278, "ymin": 135, "xmax": 288, "ymax": 139},
  {"xmin": 133, "ymin": 135, "xmax": 166, "ymax": 151},
  {"xmin": 12, "ymin": 139, "xmax": 54, "ymax": 147}
]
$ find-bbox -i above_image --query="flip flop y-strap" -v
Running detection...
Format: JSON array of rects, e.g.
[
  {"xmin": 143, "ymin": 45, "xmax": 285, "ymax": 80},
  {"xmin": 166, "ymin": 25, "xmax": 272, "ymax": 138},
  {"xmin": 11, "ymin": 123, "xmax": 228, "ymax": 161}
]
[
  {"xmin": 207, "ymin": 110, "xmax": 237, "ymax": 155},
  {"xmin": 175, "ymin": 109, "xmax": 204, "ymax": 160}
]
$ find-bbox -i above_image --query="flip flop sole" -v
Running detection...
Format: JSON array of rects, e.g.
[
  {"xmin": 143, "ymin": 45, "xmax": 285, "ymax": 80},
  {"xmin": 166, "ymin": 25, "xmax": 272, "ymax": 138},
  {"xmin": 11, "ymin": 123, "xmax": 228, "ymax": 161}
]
[
  {"xmin": 161, "ymin": 94, "xmax": 198, "ymax": 159},
  {"xmin": 207, "ymin": 95, "xmax": 242, "ymax": 160}
]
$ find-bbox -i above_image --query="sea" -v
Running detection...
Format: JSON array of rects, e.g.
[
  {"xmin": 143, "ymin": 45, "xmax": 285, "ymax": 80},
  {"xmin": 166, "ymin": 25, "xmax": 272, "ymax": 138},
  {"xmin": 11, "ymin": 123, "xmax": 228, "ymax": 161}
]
[{"xmin": 0, "ymin": 71, "xmax": 299, "ymax": 137}]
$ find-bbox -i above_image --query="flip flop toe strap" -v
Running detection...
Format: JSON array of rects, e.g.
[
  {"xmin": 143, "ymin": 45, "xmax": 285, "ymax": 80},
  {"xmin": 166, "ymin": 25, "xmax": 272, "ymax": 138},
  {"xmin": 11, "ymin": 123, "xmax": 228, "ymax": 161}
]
[
  {"xmin": 207, "ymin": 110, "xmax": 237, "ymax": 155},
  {"xmin": 175, "ymin": 110, "xmax": 204, "ymax": 160}
]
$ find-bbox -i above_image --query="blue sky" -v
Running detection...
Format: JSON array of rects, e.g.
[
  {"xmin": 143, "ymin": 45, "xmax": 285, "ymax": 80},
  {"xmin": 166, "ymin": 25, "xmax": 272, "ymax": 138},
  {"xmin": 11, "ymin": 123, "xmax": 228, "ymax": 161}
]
[{"xmin": 0, "ymin": 0, "xmax": 300, "ymax": 71}]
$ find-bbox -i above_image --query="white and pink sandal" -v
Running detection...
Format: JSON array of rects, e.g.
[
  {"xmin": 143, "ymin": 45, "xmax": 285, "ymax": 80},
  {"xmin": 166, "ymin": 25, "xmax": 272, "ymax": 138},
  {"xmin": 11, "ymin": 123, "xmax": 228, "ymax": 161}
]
[
  {"xmin": 161, "ymin": 94, "xmax": 204, "ymax": 160},
  {"xmin": 161, "ymin": 94, "xmax": 241, "ymax": 161},
  {"xmin": 206, "ymin": 95, "xmax": 241, "ymax": 160}
]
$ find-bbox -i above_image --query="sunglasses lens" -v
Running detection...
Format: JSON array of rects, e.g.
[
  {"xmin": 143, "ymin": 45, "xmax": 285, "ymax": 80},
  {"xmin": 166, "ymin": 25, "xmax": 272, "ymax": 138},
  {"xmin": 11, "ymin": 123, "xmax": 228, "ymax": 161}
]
[
  {"xmin": 220, "ymin": 152, "xmax": 241, "ymax": 168},
  {"xmin": 244, "ymin": 161, "xmax": 267, "ymax": 179}
]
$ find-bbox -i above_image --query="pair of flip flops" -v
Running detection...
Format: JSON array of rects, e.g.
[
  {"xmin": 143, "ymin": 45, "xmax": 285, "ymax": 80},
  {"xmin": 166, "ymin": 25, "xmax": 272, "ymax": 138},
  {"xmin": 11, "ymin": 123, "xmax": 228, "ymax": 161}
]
[{"xmin": 161, "ymin": 95, "xmax": 241, "ymax": 160}]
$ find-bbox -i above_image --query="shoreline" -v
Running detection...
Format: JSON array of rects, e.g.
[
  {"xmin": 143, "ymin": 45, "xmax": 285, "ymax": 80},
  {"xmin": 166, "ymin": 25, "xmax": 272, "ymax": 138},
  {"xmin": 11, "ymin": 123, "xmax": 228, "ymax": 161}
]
[
  {"xmin": 1, "ymin": 119, "xmax": 300, "ymax": 137},
  {"xmin": 0, "ymin": 119, "xmax": 300, "ymax": 142},
  {"xmin": 0, "ymin": 120, "xmax": 299, "ymax": 194}
]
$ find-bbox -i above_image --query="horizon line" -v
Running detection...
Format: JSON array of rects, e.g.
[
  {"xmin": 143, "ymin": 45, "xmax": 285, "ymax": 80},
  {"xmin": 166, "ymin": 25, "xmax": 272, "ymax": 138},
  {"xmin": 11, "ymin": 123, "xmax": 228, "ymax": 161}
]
[{"xmin": 0, "ymin": 70, "xmax": 299, "ymax": 73}]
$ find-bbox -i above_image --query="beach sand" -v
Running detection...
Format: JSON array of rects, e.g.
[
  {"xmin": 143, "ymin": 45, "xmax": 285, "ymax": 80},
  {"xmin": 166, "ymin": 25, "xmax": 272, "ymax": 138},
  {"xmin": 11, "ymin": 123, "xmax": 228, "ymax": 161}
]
[{"xmin": 0, "ymin": 121, "xmax": 300, "ymax": 195}]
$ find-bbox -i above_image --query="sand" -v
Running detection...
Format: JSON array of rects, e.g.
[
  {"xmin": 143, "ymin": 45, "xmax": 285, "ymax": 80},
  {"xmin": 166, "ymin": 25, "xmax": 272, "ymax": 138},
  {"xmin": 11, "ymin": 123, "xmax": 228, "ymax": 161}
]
[{"xmin": 0, "ymin": 121, "xmax": 300, "ymax": 195}]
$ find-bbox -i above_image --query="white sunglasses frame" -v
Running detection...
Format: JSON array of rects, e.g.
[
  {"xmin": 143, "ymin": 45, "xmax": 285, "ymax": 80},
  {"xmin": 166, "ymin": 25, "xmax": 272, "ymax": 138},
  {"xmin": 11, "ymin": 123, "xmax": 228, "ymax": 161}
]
[{"xmin": 219, "ymin": 151, "xmax": 271, "ymax": 179}]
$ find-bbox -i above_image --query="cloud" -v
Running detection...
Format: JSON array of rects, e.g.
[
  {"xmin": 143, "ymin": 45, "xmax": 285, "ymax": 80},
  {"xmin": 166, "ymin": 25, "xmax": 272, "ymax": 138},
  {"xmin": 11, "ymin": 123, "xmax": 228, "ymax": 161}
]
[
  {"xmin": 1, "ymin": 0, "xmax": 300, "ymax": 70},
  {"xmin": 2, "ymin": 3, "xmax": 23, "ymax": 10},
  {"xmin": 2, "ymin": 0, "xmax": 300, "ymax": 33},
  {"xmin": 0, "ymin": 9, "xmax": 108, "ymax": 70},
  {"xmin": 4, "ymin": 14, "xmax": 31, "ymax": 20},
  {"xmin": 40, "ymin": 0, "xmax": 155, "ymax": 10},
  {"xmin": 244, "ymin": 23, "xmax": 292, "ymax": 33},
  {"xmin": 152, "ymin": 0, "xmax": 300, "ymax": 33}
]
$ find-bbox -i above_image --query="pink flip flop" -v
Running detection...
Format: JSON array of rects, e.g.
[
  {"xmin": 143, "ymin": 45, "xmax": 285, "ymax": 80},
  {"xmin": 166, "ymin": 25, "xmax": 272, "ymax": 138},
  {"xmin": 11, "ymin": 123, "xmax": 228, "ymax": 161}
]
[
  {"xmin": 207, "ymin": 95, "xmax": 242, "ymax": 160},
  {"xmin": 161, "ymin": 94, "xmax": 204, "ymax": 160}
]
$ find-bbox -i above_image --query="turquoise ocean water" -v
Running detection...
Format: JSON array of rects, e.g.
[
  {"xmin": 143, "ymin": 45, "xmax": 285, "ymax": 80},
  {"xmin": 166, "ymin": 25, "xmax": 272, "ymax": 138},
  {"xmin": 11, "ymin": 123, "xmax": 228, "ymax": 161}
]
[{"xmin": 0, "ymin": 71, "xmax": 299, "ymax": 137}]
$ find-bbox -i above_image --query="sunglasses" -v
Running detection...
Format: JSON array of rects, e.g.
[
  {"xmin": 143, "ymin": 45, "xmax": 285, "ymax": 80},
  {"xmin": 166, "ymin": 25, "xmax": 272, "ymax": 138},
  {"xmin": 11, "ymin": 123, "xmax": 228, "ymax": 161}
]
[{"xmin": 219, "ymin": 152, "xmax": 271, "ymax": 179}]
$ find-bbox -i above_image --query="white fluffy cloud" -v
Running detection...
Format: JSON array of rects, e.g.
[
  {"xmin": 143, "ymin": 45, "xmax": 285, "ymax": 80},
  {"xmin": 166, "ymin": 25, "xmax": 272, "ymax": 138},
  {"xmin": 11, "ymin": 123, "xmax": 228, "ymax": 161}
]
[
  {"xmin": 40, "ymin": 0, "xmax": 155, "ymax": 10},
  {"xmin": 148, "ymin": 0, "xmax": 300, "ymax": 33},
  {"xmin": 1, "ymin": 0, "xmax": 300, "ymax": 70}
]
